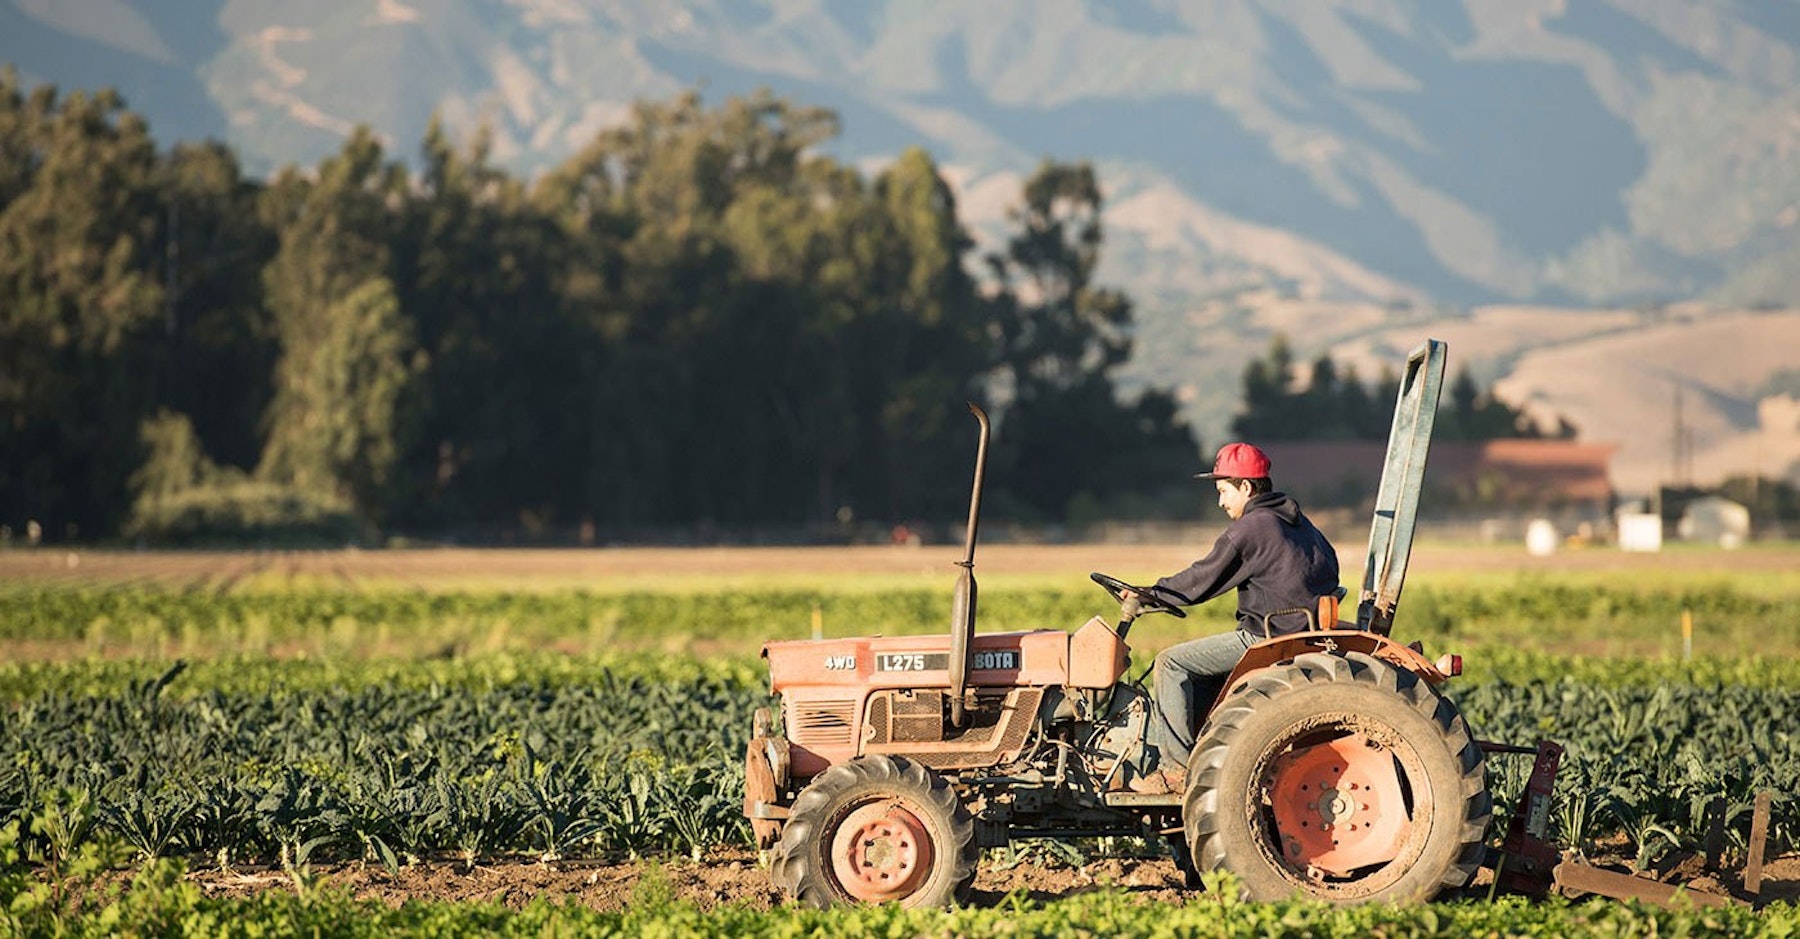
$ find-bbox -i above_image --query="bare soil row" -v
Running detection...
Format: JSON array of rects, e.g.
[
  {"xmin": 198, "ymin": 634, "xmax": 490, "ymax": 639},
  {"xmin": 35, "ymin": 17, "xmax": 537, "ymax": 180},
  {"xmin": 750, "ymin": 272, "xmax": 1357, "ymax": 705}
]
[{"xmin": 184, "ymin": 846, "xmax": 1797, "ymax": 912}]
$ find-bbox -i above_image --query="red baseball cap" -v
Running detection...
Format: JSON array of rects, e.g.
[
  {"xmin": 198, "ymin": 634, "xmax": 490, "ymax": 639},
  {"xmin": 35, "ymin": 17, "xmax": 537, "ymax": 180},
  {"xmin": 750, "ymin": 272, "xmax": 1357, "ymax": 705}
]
[{"xmin": 1194, "ymin": 442, "xmax": 1272, "ymax": 480}]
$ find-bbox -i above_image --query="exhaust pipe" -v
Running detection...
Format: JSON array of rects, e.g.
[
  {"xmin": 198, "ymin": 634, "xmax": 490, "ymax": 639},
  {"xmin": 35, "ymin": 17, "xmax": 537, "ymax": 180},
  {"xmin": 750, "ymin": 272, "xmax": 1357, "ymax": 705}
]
[{"xmin": 948, "ymin": 401, "xmax": 989, "ymax": 728}]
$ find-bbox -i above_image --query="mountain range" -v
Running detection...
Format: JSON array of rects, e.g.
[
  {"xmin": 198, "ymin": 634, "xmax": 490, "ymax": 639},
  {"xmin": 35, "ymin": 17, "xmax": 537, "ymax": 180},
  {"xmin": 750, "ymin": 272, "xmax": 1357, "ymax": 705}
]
[{"xmin": 5, "ymin": 0, "xmax": 1799, "ymax": 496}]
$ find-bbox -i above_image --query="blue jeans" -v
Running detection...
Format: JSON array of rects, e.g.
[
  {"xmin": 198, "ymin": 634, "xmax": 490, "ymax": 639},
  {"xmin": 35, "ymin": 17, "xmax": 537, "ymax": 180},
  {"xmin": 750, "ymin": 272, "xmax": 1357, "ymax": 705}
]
[{"xmin": 1147, "ymin": 629, "xmax": 1254, "ymax": 771}]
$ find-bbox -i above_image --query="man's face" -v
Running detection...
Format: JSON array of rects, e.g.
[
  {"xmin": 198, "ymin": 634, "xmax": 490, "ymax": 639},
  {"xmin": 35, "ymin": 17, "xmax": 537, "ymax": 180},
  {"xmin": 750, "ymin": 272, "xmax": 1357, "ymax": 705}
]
[{"xmin": 1216, "ymin": 479, "xmax": 1253, "ymax": 520}]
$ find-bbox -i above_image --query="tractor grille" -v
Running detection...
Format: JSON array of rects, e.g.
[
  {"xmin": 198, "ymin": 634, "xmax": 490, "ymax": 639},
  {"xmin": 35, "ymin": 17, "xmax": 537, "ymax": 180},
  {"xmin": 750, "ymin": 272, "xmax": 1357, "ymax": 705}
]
[
  {"xmin": 885, "ymin": 688, "xmax": 1043, "ymax": 770},
  {"xmin": 868, "ymin": 690, "xmax": 945, "ymax": 743},
  {"xmin": 790, "ymin": 700, "xmax": 857, "ymax": 747}
]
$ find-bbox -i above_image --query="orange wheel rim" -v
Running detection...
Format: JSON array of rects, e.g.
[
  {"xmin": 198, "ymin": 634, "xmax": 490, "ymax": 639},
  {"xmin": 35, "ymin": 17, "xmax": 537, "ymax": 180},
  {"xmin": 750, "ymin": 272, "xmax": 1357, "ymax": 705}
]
[
  {"xmin": 1268, "ymin": 733, "xmax": 1411, "ymax": 876},
  {"xmin": 829, "ymin": 801, "xmax": 935, "ymax": 901}
]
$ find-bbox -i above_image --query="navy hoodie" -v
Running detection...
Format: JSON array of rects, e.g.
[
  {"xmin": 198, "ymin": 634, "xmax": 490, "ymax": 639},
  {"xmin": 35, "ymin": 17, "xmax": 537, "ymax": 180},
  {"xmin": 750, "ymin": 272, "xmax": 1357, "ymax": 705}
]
[{"xmin": 1150, "ymin": 491, "xmax": 1340, "ymax": 637}]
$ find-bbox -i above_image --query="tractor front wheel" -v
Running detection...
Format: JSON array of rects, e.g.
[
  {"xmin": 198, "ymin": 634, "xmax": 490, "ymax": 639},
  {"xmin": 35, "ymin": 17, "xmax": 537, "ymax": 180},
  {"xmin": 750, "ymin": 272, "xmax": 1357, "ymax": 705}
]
[
  {"xmin": 1183, "ymin": 651, "xmax": 1490, "ymax": 903},
  {"xmin": 769, "ymin": 755, "xmax": 977, "ymax": 908}
]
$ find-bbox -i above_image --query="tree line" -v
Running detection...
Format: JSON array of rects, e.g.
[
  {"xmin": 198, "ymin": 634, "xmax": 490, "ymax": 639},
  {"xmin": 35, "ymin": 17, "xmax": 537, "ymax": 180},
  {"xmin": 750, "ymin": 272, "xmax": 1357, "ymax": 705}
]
[
  {"xmin": 2, "ymin": 72, "xmax": 1578, "ymax": 546},
  {"xmin": 3, "ymin": 72, "xmax": 1204, "ymax": 544},
  {"xmin": 1231, "ymin": 335, "xmax": 1573, "ymax": 442}
]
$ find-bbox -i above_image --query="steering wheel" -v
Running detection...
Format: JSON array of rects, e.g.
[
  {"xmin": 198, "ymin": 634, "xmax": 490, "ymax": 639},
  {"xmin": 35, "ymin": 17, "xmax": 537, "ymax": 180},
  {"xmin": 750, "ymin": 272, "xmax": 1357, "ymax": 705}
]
[{"xmin": 1089, "ymin": 572, "xmax": 1186, "ymax": 619}]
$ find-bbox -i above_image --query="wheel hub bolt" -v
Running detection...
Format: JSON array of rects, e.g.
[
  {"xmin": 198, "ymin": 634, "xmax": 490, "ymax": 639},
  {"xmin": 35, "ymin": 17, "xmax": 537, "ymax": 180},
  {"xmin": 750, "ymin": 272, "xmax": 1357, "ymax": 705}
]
[{"xmin": 1315, "ymin": 786, "xmax": 1355, "ymax": 823}]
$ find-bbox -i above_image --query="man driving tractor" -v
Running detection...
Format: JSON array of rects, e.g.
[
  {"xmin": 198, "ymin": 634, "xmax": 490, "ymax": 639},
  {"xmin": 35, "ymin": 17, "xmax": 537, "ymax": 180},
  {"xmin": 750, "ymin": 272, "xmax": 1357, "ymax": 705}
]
[
  {"xmin": 1125, "ymin": 442, "xmax": 1341, "ymax": 794},
  {"xmin": 752, "ymin": 342, "xmax": 1497, "ymax": 907}
]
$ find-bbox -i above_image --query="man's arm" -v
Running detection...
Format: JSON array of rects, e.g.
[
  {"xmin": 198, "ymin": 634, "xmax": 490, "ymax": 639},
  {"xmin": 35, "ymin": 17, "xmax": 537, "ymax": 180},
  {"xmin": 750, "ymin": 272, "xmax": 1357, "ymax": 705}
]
[{"xmin": 1150, "ymin": 530, "xmax": 1249, "ymax": 606}]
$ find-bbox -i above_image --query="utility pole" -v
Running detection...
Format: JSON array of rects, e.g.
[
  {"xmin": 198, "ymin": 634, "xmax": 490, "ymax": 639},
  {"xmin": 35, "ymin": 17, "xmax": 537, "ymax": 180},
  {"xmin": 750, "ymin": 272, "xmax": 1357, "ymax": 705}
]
[{"xmin": 1671, "ymin": 380, "xmax": 1688, "ymax": 487}]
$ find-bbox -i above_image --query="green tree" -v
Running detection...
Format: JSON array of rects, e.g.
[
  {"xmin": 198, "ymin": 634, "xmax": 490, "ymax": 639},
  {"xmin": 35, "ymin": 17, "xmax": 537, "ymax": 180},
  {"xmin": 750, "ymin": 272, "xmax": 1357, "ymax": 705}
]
[
  {"xmin": 1718, "ymin": 475, "xmax": 1800, "ymax": 522},
  {"xmin": 532, "ymin": 90, "xmax": 1001, "ymax": 532},
  {"xmin": 1301, "ymin": 353, "xmax": 1346, "ymax": 438},
  {"xmin": 2, "ymin": 79, "xmax": 1211, "ymax": 539},
  {"xmin": 1370, "ymin": 363, "xmax": 1401, "ymax": 436},
  {"xmin": 1337, "ymin": 362, "xmax": 1377, "ymax": 439},
  {"xmin": 1231, "ymin": 334, "xmax": 1303, "ymax": 439},
  {"xmin": 123, "ymin": 409, "xmax": 357, "ymax": 544},
  {"xmin": 987, "ymin": 161, "xmax": 1130, "ymax": 398},
  {"xmin": 152, "ymin": 140, "xmax": 278, "ymax": 471},
  {"xmin": 1437, "ymin": 363, "xmax": 1543, "ymax": 441},
  {"xmin": 1441, "ymin": 363, "xmax": 1483, "ymax": 440},
  {"xmin": 258, "ymin": 277, "xmax": 419, "ymax": 523},
  {"xmin": 0, "ymin": 72, "xmax": 163, "ymax": 539},
  {"xmin": 852, "ymin": 148, "xmax": 991, "ymax": 520},
  {"xmin": 984, "ymin": 159, "xmax": 1196, "ymax": 520},
  {"xmin": 1232, "ymin": 342, "xmax": 1555, "ymax": 444},
  {"xmin": 256, "ymin": 130, "xmax": 420, "ymax": 525},
  {"xmin": 394, "ymin": 117, "xmax": 576, "ymax": 532},
  {"xmin": 535, "ymin": 90, "xmax": 848, "ymax": 528}
]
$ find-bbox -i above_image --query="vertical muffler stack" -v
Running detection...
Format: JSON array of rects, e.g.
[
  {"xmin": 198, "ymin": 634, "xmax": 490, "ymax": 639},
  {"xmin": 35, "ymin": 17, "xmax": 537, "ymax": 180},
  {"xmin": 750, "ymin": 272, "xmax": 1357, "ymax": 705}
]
[{"xmin": 948, "ymin": 402, "xmax": 989, "ymax": 728}]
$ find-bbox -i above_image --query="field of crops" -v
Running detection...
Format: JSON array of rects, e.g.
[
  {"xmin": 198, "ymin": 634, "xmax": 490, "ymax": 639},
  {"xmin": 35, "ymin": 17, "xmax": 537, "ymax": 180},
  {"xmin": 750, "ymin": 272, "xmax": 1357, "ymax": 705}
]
[{"xmin": 2, "ymin": 543, "xmax": 1797, "ymax": 935}]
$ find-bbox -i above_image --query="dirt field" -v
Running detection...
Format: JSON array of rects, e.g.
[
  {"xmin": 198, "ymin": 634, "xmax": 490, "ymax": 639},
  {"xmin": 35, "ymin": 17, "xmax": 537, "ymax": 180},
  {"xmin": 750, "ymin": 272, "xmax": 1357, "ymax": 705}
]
[{"xmin": 186, "ymin": 846, "xmax": 1797, "ymax": 911}]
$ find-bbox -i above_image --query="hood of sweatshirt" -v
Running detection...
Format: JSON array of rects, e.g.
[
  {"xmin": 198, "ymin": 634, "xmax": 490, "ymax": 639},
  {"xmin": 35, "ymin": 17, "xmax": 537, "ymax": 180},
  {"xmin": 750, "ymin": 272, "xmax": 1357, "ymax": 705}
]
[{"xmin": 1246, "ymin": 490, "xmax": 1303, "ymax": 525}]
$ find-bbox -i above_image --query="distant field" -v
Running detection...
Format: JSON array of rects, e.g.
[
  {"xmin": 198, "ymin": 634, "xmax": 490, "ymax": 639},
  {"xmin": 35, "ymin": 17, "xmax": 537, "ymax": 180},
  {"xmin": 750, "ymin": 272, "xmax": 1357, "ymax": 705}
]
[
  {"xmin": 2, "ymin": 542, "xmax": 1796, "ymax": 665},
  {"xmin": 4, "ymin": 540, "xmax": 1797, "ymax": 592}
]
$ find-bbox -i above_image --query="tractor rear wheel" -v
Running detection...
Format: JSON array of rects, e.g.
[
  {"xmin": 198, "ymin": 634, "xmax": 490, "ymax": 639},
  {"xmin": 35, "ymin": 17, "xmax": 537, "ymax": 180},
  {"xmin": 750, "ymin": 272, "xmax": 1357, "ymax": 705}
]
[
  {"xmin": 1182, "ymin": 651, "xmax": 1490, "ymax": 903},
  {"xmin": 769, "ymin": 755, "xmax": 977, "ymax": 908}
]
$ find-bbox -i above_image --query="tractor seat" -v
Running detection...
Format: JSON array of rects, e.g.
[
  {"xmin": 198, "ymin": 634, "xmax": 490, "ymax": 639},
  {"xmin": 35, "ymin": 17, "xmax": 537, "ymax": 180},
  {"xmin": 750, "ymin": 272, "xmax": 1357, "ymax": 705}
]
[{"xmin": 1256, "ymin": 586, "xmax": 1350, "ymax": 638}]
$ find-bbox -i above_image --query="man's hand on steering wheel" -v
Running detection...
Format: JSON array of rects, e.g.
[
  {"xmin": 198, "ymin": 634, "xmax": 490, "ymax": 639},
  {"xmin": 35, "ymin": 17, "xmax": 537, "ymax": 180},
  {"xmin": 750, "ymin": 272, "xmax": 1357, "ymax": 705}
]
[{"xmin": 1090, "ymin": 572, "xmax": 1187, "ymax": 619}]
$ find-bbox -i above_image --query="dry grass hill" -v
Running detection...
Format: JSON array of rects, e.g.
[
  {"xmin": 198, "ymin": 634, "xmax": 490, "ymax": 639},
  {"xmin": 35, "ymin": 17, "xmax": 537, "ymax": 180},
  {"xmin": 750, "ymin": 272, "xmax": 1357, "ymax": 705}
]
[{"xmin": 1125, "ymin": 301, "xmax": 1800, "ymax": 498}]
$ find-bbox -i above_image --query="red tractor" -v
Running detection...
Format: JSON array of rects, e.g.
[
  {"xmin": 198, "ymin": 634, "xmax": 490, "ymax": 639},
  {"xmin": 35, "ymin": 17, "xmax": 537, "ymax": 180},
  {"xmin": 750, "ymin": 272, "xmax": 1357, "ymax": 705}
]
[{"xmin": 743, "ymin": 340, "xmax": 1491, "ymax": 906}]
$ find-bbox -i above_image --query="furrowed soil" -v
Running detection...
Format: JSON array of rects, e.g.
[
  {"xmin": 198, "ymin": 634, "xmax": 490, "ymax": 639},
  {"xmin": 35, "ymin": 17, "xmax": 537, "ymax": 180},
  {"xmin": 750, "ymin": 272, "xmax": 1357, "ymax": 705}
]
[
  {"xmin": 184, "ymin": 848, "xmax": 1799, "ymax": 911},
  {"xmin": 186, "ymin": 848, "xmax": 1183, "ymax": 911}
]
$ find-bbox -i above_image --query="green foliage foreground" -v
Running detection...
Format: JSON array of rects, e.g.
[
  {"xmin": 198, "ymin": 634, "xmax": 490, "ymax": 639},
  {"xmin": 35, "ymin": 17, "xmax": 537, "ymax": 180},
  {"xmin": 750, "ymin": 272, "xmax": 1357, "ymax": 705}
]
[
  {"xmin": 1, "ymin": 653, "xmax": 1793, "ymax": 877},
  {"xmin": 0, "ymin": 842, "xmax": 1794, "ymax": 939},
  {"xmin": 3, "ymin": 574, "xmax": 1796, "ymax": 935}
]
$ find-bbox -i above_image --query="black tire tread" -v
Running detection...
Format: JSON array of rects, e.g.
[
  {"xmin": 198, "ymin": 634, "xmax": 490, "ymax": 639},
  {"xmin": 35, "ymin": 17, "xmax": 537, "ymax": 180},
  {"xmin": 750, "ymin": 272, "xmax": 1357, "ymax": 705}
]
[
  {"xmin": 1182, "ymin": 651, "xmax": 1492, "ymax": 901},
  {"xmin": 768, "ymin": 755, "xmax": 978, "ymax": 908}
]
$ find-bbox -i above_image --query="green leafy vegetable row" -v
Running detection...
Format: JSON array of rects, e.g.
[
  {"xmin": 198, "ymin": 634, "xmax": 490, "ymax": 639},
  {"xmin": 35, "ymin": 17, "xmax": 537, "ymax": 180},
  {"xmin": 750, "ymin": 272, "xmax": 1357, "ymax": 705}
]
[
  {"xmin": 2, "ymin": 659, "xmax": 762, "ymax": 869},
  {"xmin": 2, "ymin": 655, "xmax": 1793, "ymax": 869},
  {"xmin": 6, "ymin": 578, "xmax": 1799, "ymax": 664}
]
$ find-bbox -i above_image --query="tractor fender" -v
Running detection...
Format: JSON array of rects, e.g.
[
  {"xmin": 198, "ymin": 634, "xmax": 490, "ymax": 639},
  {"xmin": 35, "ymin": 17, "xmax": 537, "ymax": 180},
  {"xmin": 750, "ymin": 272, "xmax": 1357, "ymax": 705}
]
[{"xmin": 1214, "ymin": 629, "xmax": 1451, "ymax": 711}]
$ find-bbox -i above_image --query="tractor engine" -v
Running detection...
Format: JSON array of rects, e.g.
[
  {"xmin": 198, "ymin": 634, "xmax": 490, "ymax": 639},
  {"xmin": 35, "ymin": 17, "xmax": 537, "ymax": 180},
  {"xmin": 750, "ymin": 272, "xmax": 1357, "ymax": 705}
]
[
  {"xmin": 744, "ymin": 615, "xmax": 1144, "ymax": 849},
  {"xmin": 761, "ymin": 617, "xmax": 1130, "ymax": 773}
]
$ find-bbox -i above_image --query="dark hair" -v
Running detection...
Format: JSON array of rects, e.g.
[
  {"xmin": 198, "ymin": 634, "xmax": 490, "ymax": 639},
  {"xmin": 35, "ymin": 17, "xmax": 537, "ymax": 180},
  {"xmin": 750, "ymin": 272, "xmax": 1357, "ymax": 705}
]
[{"xmin": 1226, "ymin": 477, "xmax": 1273, "ymax": 496}]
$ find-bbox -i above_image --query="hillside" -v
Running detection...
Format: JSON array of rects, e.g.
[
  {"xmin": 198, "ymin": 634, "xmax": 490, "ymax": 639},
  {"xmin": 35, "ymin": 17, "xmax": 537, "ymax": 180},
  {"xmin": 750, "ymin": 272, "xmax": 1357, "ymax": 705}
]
[
  {"xmin": 1161, "ymin": 303, "xmax": 1800, "ymax": 497},
  {"xmin": 9, "ymin": 0, "xmax": 1799, "ymax": 306}
]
